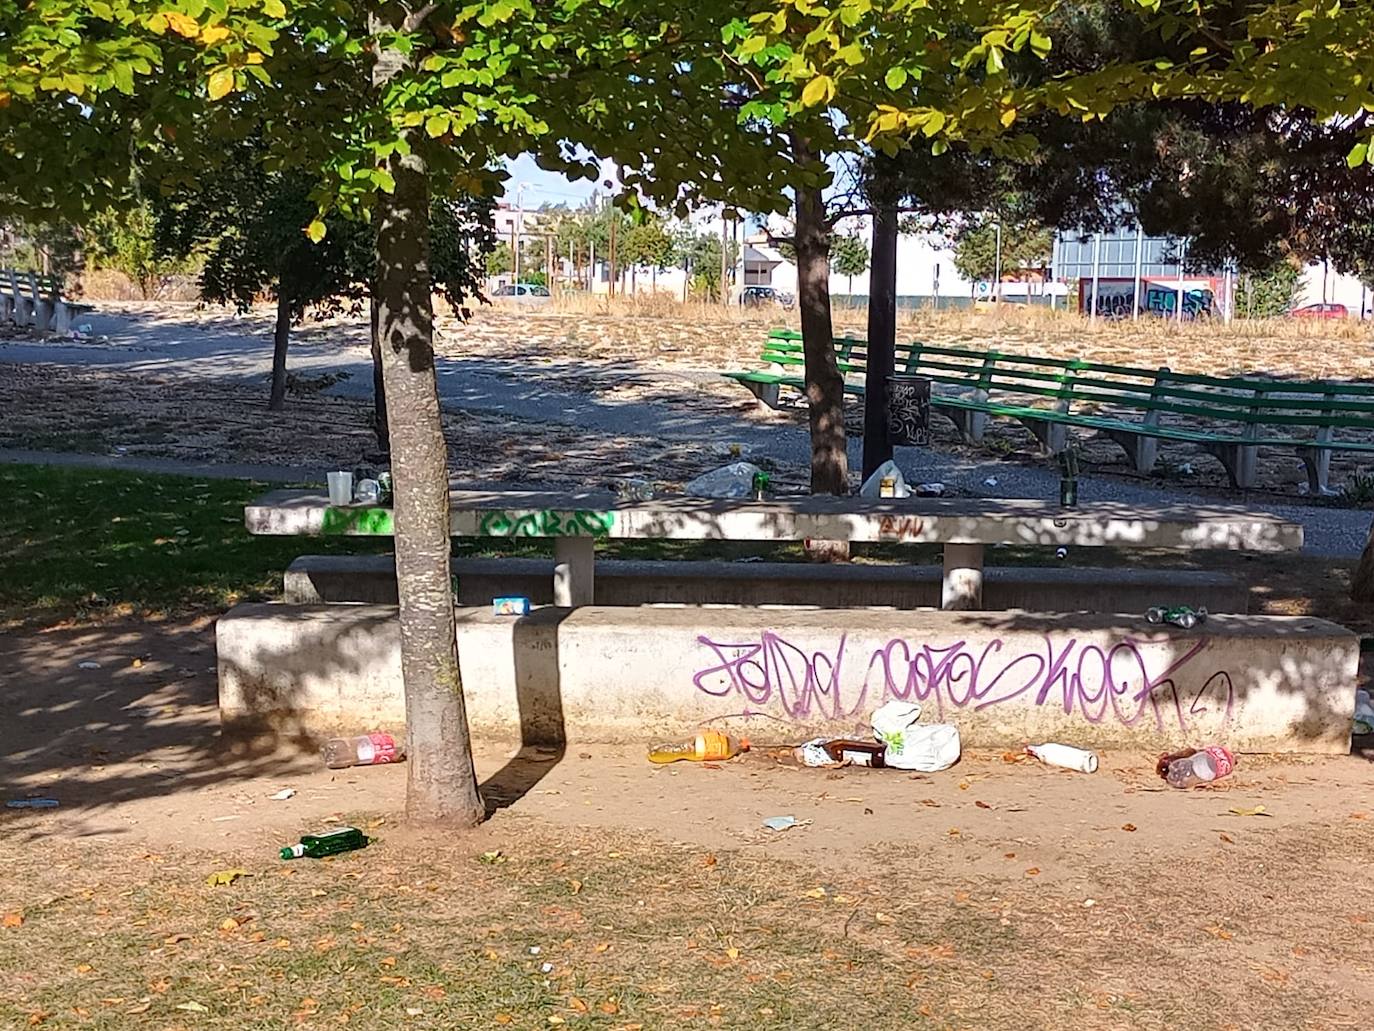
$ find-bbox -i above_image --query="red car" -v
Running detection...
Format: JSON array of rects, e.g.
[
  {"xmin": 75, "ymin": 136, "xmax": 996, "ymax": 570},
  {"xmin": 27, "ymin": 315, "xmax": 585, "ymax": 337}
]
[{"xmin": 1289, "ymin": 302, "xmax": 1349, "ymax": 319}]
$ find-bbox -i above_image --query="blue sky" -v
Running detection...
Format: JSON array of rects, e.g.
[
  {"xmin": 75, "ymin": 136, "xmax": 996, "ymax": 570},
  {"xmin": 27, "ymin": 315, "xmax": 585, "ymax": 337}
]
[{"xmin": 498, "ymin": 154, "xmax": 604, "ymax": 209}]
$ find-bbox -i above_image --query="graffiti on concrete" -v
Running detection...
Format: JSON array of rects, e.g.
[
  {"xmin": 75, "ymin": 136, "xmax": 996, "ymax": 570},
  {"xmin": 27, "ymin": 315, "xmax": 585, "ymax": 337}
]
[
  {"xmin": 478, "ymin": 509, "xmax": 615, "ymax": 538},
  {"xmin": 692, "ymin": 631, "xmax": 1233, "ymax": 733}
]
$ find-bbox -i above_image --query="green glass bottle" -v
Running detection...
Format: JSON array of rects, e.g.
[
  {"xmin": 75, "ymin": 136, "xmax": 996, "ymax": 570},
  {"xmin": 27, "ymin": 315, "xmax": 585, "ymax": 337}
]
[{"xmin": 279, "ymin": 826, "xmax": 369, "ymax": 860}]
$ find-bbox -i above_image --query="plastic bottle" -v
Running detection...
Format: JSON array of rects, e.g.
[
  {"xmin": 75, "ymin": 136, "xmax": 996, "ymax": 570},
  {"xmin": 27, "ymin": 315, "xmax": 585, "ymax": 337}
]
[
  {"xmin": 1163, "ymin": 745, "xmax": 1235, "ymax": 788},
  {"xmin": 1026, "ymin": 742, "xmax": 1099, "ymax": 773},
  {"xmin": 647, "ymin": 729, "xmax": 749, "ymax": 764},
  {"xmin": 322, "ymin": 733, "xmax": 404, "ymax": 770},
  {"xmin": 280, "ymin": 827, "xmax": 369, "ymax": 860}
]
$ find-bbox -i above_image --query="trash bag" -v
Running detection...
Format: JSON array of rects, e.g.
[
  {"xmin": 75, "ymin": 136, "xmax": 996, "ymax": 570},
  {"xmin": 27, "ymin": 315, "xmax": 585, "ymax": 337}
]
[
  {"xmin": 685, "ymin": 462, "xmax": 764, "ymax": 499},
  {"xmin": 859, "ymin": 459, "xmax": 911, "ymax": 499},
  {"xmin": 870, "ymin": 700, "xmax": 960, "ymax": 772}
]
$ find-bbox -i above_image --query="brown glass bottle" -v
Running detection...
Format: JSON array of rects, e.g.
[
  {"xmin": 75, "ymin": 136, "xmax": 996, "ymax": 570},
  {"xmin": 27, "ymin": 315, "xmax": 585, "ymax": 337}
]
[{"xmin": 822, "ymin": 739, "xmax": 887, "ymax": 767}]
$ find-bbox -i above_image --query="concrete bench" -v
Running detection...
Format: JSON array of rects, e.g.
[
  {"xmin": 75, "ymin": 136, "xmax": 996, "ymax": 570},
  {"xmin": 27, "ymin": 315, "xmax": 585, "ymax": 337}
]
[
  {"xmin": 284, "ymin": 554, "xmax": 1250, "ymax": 614},
  {"xmin": 247, "ymin": 489, "xmax": 1300, "ymax": 611},
  {"xmin": 218, "ymin": 602, "xmax": 1358, "ymax": 754}
]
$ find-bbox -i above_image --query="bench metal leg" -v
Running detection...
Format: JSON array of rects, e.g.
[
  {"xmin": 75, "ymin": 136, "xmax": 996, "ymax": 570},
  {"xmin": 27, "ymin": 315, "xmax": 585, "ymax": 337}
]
[
  {"xmin": 1018, "ymin": 417, "xmax": 1067, "ymax": 455},
  {"xmin": 1297, "ymin": 446, "xmax": 1331, "ymax": 494},
  {"xmin": 945, "ymin": 407, "xmax": 987, "ymax": 445},
  {"xmin": 941, "ymin": 543, "xmax": 984, "ymax": 610},
  {"xmin": 1100, "ymin": 428, "xmax": 1159, "ymax": 475},
  {"xmin": 753, "ymin": 381, "xmax": 782, "ymax": 409},
  {"xmin": 554, "ymin": 537, "xmax": 595, "ymax": 607},
  {"xmin": 1202, "ymin": 442, "xmax": 1259, "ymax": 489}
]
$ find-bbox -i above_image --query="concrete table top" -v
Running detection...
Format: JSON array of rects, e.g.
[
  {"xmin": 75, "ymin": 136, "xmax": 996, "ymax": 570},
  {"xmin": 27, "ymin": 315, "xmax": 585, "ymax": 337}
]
[{"xmin": 245, "ymin": 488, "xmax": 1304, "ymax": 553}]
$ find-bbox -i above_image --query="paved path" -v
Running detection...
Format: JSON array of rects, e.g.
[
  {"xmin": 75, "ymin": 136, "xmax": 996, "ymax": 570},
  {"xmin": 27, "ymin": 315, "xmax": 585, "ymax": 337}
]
[{"xmin": 3, "ymin": 308, "xmax": 1369, "ymax": 556}]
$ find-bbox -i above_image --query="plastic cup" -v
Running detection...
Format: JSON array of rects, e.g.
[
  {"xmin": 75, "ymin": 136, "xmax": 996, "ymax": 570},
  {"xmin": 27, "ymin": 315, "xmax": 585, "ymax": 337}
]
[{"xmin": 326, "ymin": 471, "xmax": 353, "ymax": 506}]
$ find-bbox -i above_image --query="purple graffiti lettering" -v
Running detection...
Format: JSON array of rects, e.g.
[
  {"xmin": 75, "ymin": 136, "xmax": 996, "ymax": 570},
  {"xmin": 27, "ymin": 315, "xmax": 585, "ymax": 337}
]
[{"xmin": 694, "ymin": 631, "xmax": 1234, "ymax": 734}]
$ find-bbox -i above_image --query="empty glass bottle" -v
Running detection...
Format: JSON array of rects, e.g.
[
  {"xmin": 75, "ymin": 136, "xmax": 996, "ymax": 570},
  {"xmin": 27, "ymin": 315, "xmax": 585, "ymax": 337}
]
[{"xmin": 280, "ymin": 827, "xmax": 369, "ymax": 860}]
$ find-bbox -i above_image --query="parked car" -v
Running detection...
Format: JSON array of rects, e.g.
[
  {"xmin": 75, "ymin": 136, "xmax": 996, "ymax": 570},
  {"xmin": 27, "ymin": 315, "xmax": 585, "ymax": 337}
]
[
  {"xmin": 492, "ymin": 282, "xmax": 551, "ymax": 304},
  {"xmin": 1289, "ymin": 302, "xmax": 1348, "ymax": 319},
  {"xmin": 739, "ymin": 285, "xmax": 795, "ymax": 310}
]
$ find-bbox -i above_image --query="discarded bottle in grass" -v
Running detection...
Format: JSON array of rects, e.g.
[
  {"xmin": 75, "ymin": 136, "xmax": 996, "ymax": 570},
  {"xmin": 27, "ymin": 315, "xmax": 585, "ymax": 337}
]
[
  {"xmin": 1026, "ymin": 742, "xmax": 1099, "ymax": 773},
  {"xmin": 322, "ymin": 732, "xmax": 404, "ymax": 770},
  {"xmin": 1057, "ymin": 448, "xmax": 1080, "ymax": 508},
  {"xmin": 280, "ymin": 827, "xmax": 369, "ymax": 860},
  {"xmin": 1161, "ymin": 745, "xmax": 1235, "ymax": 788},
  {"xmin": 647, "ymin": 729, "xmax": 749, "ymax": 764}
]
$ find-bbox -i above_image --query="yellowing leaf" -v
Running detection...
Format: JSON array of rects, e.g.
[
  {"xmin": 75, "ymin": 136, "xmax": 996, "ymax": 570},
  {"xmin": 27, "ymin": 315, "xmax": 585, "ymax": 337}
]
[
  {"xmin": 1, "ymin": 913, "xmax": 22, "ymax": 928},
  {"xmin": 207, "ymin": 67, "xmax": 234, "ymax": 101},
  {"xmin": 424, "ymin": 114, "xmax": 449, "ymax": 138},
  {"xmin": 567, "ymin": 879, "xmax": 582, "ymax": 896},
  {"xmin": 800, "ymin": 74, "xmax": 834, "ymax": 108},
  {"xmin": 263, "ymin": 0, "xmax": 287, "ymax": 17},
  {"xmin": 305, "ymin": 220, "xmax": 327, "ymax": 243},
  {"xmin": 200, "ymin": 25, "xmax": 230, "ymax": 45},
  {"xmin": 1227, "ymin": 805, "xmax": 1272, "ymax": 818},
  {"xmin": 1000, "ymin": 107, "xmax": 1017, "ymax": 128},
  {"xmin": 174, "ymin": 1001, "xmax": 209, "ymax": 1013},
  {"xmin": 165, "ymin": 12, "xmax": 200, "ymax": 38},
  {"xmin": 205, "ymin": 869, "xmax": 248, "ymax": 887},
  {"xmin": 725, "ymin": 946, "xmax": 740, "ymax": 960}
]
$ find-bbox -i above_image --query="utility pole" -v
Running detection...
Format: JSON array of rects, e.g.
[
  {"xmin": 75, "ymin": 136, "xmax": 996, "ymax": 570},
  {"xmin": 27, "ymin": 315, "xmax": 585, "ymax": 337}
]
[
  {"xmin": 1089, "ymin": 232, "xmax": 1102, "ymax": 323},
  {"xmin": 720, "ymin": 215, "xmax": 730, "ymax": 306},
  {"xmin": 546, "ymin": 235, "xmax": 554, "ymax": 296},
  {"xmin": 993, "ymin": 219, "xmax": 1003, "ymax": 302},
  {"xmin": 608, "ymin": 213, "xmax": 617, "ymax": 299}
]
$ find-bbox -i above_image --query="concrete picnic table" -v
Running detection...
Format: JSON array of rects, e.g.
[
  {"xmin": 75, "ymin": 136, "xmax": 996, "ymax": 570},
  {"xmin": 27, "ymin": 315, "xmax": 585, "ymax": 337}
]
[{"xmin": 244, "ymin": 488, "xmax": 1303, "ymax": 610}]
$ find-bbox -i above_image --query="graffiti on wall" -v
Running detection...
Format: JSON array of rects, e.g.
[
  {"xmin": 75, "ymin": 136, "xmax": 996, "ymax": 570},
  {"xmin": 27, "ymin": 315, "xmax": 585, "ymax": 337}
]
[
  {"xmin": 1083, "ymin": 279, "xmax": 1217, "ymax": 321},
  {"xmin": 692, "ymin": 631, "xmax": 1233, "ymax": 734},
  {"xmin": 478, "ymin": 510, "xmax": 615, "ymax": 538}
]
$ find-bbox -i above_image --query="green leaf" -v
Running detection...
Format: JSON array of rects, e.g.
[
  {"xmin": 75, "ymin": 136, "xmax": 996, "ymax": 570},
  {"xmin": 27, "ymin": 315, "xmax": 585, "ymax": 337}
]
[
  {"xmin": 425, "ymin": 114, "xmax": 449, "ymax": 138},
  {"xmin": 373, "ymin": 168, "xmax": 396, "ymax": 194},
  {"xmin": 305, "ymin": 220, "xmax": 327, "ymax": 243},
  {"xmin": 263, "ymin": 0, "xmax": 287, "ymax": 17},
  {"xmin": 931, "ymin": 138, "xmax": 949, "ymax": 156},
  {"xmin": 884, "ymin": 67, "xmax": 907, "ymax": 90},
  {"xmin": 1348, "ymin": 142, "xmax": 1369, "ymax": 168}
]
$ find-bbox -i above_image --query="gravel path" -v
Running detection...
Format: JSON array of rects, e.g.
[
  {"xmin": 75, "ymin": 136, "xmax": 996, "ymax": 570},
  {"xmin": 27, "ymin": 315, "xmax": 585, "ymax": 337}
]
[{"xmin": 3, "ymin": 308, "xmax": 1368, "ymax": 556}]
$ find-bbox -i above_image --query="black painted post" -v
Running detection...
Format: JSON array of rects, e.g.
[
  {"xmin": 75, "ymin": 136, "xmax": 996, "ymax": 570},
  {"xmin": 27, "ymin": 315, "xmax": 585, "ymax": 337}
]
[{"xmin": 863, "ymin": 193, "xmax": 899, "ymax": 480}]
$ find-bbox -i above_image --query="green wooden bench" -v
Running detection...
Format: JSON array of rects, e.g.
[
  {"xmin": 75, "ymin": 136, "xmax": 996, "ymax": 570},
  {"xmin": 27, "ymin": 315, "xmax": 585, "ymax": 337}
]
[{"xmin": 723, "ymin": 330, "xmax": 1374, "ymax": 491}]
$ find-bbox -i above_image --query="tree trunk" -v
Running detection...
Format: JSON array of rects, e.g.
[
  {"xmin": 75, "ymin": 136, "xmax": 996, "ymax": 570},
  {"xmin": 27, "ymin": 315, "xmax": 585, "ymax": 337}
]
[
  {"xmin": 1354, "ymin": 516, "xmax": 1374, "ymax": 602},
  {"xmin": 792, "ymin": 133, "xmax": 847, "ymax": 495},
  {"xmin": 372, "ymin": 5, "xmax": 484, "ymax": 827},
  {"xmin": 370, "ymin": 292, "xmax": 390, "ymax": 454},
  {"xmin": 268, "ymin": 290, "xmax": 291, "ymax": 412},
  {"xmin": 863, "ymin": 184, "xmax": 899, "ymax": 480}
]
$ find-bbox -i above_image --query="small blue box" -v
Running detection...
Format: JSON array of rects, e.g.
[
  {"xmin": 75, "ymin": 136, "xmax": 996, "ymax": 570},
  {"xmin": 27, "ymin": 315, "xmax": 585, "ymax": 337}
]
[{"xmin": 492, "ymin": 596, "xmax": 531, "ymax": 616}]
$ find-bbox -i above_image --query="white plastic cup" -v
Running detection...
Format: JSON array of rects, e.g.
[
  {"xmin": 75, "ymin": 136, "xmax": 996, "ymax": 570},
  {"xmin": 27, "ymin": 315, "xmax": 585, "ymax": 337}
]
[
  {"xmin": 326, "ymin": 471, "xmax": 354, "ymax": 506},
  {"xmin": 1026, "ymin": 742, "xmax": 1099, "ymax": 773}
]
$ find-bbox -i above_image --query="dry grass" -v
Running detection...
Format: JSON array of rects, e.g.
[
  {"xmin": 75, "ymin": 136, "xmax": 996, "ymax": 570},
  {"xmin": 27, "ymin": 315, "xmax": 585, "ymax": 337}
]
[
  {"xmin": 0, "ymin": 364, "xmax": 745, "ymax": 491},
  {"xmin": 1, "ymin": 818, "xmax": 1369, "ymax": 1030}
]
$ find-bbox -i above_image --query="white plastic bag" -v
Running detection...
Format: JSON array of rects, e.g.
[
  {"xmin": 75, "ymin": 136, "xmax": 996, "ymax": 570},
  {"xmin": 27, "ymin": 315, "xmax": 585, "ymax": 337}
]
[
  {"xmin": 859, "ymin": 459, "xmax": 911, "ymax": 499},
  {"xmin": 685, "ymin": 462, "xmax": 763, "ymax": 499},
  {"xmin": 870, "ymin": 700, "xmax": 960, "ymax": 772}
]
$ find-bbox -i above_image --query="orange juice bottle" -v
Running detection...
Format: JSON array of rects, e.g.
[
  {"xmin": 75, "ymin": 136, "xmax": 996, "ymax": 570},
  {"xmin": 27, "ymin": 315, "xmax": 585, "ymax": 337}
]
[{"xmin": 647, "ymin": 729, "xmax": 749, "ymax": 764}]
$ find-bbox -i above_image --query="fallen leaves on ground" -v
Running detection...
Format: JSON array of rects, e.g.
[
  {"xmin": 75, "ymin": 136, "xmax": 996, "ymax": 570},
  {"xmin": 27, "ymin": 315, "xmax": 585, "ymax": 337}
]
[
  {"xmin": 205, "ymin": 869, "xmax": 249, "ymax": 887},
  {"xmin": 2, "ymin": 912, "xmax": 23, "ymax": 928},
  {"xmin": 1227, "ymin": 805, "xmax": 1273, "ymax": 818}
]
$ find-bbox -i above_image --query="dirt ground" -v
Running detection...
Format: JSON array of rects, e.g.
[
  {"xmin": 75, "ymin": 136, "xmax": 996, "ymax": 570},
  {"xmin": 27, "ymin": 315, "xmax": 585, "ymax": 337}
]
[
  {"xmin": 7, "ymin": 300, "xmax": 1374, "ymax": 495},
  {"xmin": 3, "ymin": 618, "xmax": 1372, "ymax": 1029}
]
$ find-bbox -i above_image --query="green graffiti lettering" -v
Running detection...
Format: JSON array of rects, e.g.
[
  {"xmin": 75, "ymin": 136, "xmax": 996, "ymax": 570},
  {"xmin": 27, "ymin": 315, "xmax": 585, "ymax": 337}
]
[
  {"xmin": 478, "ymin": 509, "xmax": 614, "ymax": 538},
  {"xmin": 322, "ymin": 506, "xmax": 395, "ymax": 536}
]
